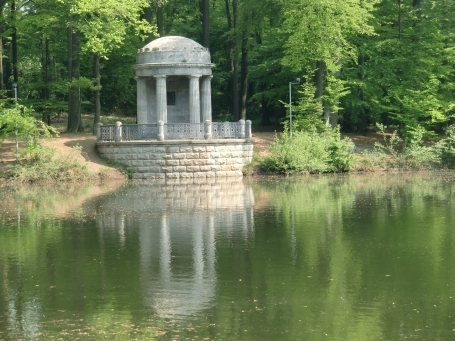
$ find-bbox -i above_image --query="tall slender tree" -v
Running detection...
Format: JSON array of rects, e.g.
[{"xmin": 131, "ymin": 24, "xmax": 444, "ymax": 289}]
[{"xmin": 283, "ymin": 0, "xmax": 376, "ymax": 128}]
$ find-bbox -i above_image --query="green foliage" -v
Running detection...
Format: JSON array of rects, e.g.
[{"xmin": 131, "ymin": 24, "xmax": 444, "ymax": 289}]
[
  {"xmin": 5, "ymin": 0, "xmax": 455, "ymax": 138},
  {"xmin": 260, "ymin": 127, "xmax": 355, "ymax": 174},
  {"xmin": 0, "ymin": 103, "xmax": 58, "ymax": 145},
  {"xmin": 289, "ymin": 75, "xmax": 325, "ymax": 132},
  {"xmin": 436, "ymin": 125, "xmax": 455, "ymax": 169},
  {"xmin": 360, "ymin": 124, "xmax": 447, "ymax": 170},
  {"xmin": 6, "ymin": 144, "xmax": 93, "ymax": 182},
  {"xmin": 345, "ymin": 0, "xmax": 455, "ymax": 133},
  {"xmin": 100, "ymin": 157, "xmax": 134, "ymax": 179},
  {"xmin": 63, "ymin": 0, "xmax": 155, "ymax": 56}
]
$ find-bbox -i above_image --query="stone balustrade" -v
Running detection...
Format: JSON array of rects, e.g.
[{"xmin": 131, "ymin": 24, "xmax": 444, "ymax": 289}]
[{"xmin": 97, "ymin": 120, "xmax": 252, "ymax": 142}]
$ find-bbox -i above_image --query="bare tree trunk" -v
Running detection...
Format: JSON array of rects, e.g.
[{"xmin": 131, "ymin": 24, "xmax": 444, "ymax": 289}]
[
  {"xmin": 67, "ymin": 26, "xmax": 82, "ymax": 132},
  {"xmin": 398, "ymin": 0, "xmax": 402, "ymax": 39},
  {"xmin": 93, "ymin": 53, "xmax": 101, "ymax": 133},
  {"xmin": 0, "ymin": 24, "xmax": 4, "ymax": 91},
  {"xmin": 41, "ymin": 37, "xmax": 50, "ymax": 124},
  {"xmin": 202, "ymin": 0, "xmax": 210, "ymax": 48},
  {"xmin": 239, "ymin": 34, "xmax": 248, "ymax": 120},
  {"xmin": 225, "ymin": 0, "xmax": 239, "ymax": 121},
  {"xmin": 315, "ymin": 60, "xmax": 330, "ymax": 125},
  {"xmin": 157, "ymin": 4, "xmax": 164, "ymax": 36},
  {"xmin": 144, "ymin": 6, "xmax": 154, "ymax": 44},
  {"xmin": 357, "ymin": 54, "xmax": 366, "ymax": 134},
  {"xmin": 261, "ymin": 100, "xmax": 271, "ymax": 126},
  {"xmin": 11, "ymin": 0, "xmax": 18, "ymax": 92}
]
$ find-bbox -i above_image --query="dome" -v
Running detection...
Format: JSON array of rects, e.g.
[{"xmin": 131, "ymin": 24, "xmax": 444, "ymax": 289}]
[{"xmin": 137, "ymin": 36, "xmax": 211, "ymax": 65}]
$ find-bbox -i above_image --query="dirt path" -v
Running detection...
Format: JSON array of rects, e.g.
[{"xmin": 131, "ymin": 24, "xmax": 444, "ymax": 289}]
[{"xmin": 0, "ymin": 132, "xmax": 124, "ymax": 180}]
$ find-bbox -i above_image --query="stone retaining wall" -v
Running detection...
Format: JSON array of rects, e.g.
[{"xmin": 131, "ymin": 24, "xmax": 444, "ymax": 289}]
[{"xmin": 96, "ymin": 139, "xmax": 253, "ymax": 179}]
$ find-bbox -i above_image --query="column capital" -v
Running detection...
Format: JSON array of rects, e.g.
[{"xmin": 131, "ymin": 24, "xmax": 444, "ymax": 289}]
[
  {"xmin": 154, "ymin": 75, "xmax": 167, "ymax": 79},
  {"xmin": 188, "ymin": 74, "xmax": 201, "ymax": 79}
]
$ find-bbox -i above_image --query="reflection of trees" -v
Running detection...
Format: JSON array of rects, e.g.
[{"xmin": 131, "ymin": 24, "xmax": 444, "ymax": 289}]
[
  {"xmin": 237, "ymin": 173, "xmax": 455, "ymax": 340},
  {"xmin": 2, "ymin": 174, "xmax": 455, "ymax": 340},
  {"xmin": 0, "ymin": 182, "xmax": 129, "ymax": 340}
]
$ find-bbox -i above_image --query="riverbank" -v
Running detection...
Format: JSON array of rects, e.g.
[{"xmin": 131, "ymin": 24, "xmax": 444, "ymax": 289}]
[{"xmin": 0, "ymin": 130, "xmax": 383, "ymax": 181}]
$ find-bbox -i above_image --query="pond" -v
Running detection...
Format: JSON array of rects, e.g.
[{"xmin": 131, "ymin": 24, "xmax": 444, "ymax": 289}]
[{"xmin": 1, "ymin": 174, "xmax": 455, "ymax": 340}]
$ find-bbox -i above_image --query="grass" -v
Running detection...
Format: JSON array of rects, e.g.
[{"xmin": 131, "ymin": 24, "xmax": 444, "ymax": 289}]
[
  {"xmin": 100, "ymin": 157, "xmax": 134, "ymax": 179},
  {"xmin": 4, "ymin": 144, "xmax": 93, "ymax": 183}
]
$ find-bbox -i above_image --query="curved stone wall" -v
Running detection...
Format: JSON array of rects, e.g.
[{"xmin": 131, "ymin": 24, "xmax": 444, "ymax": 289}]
[{"xmin": 96, "ymin": 139, "xmax": 253, "ymax": 179}]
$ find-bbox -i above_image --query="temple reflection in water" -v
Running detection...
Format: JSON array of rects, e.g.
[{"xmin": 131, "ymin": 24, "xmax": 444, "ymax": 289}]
[{"xmin": 95, "ymin": 179, "xmax": 255, "ymax": 319}]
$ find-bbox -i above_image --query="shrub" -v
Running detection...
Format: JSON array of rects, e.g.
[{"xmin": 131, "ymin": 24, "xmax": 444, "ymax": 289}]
[
  {"xmin": 437, "ymin": 125, "xmax": 455, "ymax": 168},
  {"xmin": 259, "ymin": 127, "xmax": 355, "ymax": 174},
  {"xmin": 6, "ymin": 144, "xmax": 93, "ymax": 182},
  {"xmin": 360, "ymin": 124, "xmax": 442, "ymax": 170}
]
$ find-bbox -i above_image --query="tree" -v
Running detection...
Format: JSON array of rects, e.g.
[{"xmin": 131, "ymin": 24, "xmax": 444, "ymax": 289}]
[
  {"xmin": 355, "ymin": 0, "xmax": 455, "ymax": 136},
  {"xmin": 0, "ymin": 102, "xmax": 57, "ymax": 159},
  {"xmin": 282, "ymin": 0, "xmax": 376, "ymax": 128},
  {"xmin": 63, "ymin": 0, "xmax": 154, "ymax": 132}
]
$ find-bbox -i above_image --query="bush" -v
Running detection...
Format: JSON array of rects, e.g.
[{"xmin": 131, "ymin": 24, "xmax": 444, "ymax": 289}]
[
  {"xmin": 437, "ymin": 125, "xmax": 455, "ymax": 168},
  {"xmin": 360, "ymin": 124, "xmax": 443, "ymax": 170},
  {"xmin": 259, "ymin": 127, "xmax": 355, "ymax": 174},
  {"xmin": 6, "ymin": 144, "xmax": 93, "ymax": 182}
]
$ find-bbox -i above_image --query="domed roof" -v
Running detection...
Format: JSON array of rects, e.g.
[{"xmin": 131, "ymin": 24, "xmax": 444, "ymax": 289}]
[{"xmin": 137, "ymin": 36, "xmax": 211, "ymax": 65}]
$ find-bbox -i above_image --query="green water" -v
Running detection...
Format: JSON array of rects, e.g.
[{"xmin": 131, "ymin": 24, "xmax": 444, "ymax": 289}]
[{"xmin": 1, "ymin": 174, "xmax": 455, "ymax": 340}]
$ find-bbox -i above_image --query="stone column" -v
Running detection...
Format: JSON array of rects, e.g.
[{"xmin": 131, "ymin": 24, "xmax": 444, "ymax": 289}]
[
  {"xmin": 115, "ymin": 121, "xmax": 122, "ymax": 142},
  {"xmin": 239, "ymin": 119, "xmax": 245, "ymax": 138},
  {"xmin": 201, "ymin": 75, "xmax": 213, "ymax": 122},
  {"xmin": 246, "ymin": 120, "xmax": 252, "ymax": 138},
  {"xmin": 188, "ymin": 75, "xmax": 201, "ymax": 123},
  {"xmin": 157, "ymin": 120, "xmax": 164, "ymax": 141},
  {"xmin": 137, "ymin": 77, "xmax": 147, "ymax": 124},
  {"xmin": 96, "ymin": 122, "xmax": 103, "ymax": 141},
  {"xmin": 204, "ymin": 120, "xmax": 212, "ymax": 140},
  {"xmin": 155, "ymin": 75, "xmax": 167, "ymax": 123}
]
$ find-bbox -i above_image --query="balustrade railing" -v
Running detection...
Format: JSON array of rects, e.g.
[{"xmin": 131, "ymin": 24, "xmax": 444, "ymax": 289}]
[
  {"xmin": 165, "ymin": 123, "xmax": 205, "ymax": 140},
  {"xmin": 96, "ymin": 120, "xmax": 252, "ymax": 142},
  {"xmin": 122, "ymin": 124, "xmax": 158, "ymax": 141},
  {"xmin": 212, "ymin": 122, "xmax": 240, "ymax": 138}
]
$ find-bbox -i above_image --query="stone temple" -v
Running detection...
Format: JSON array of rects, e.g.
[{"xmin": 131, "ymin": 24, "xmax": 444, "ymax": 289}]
[
  {"xmin": 135, "ymin": 36, "xmax": 214, "ymax": 125},
  {"xmin": 96, "ymin": 36, "xmax": 253, "ymax": 180}
]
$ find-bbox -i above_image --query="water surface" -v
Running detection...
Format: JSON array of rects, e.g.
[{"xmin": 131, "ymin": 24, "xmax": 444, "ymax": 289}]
[{"xmin": 1, "ymin": 174, "xmax": 455, "ymax": 340}]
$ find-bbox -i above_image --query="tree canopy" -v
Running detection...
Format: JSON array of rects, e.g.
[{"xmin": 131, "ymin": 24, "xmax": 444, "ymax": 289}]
[{"xmin": 0, "ymin": 0, "xmax": 454, "ymax": 136}]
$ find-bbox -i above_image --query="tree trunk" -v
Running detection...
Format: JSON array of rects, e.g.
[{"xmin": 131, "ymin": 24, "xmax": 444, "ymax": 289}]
[
  {"xmin": 315, "ymin": 60, "xmax": 324, "ymax": 98},
  {"xmin": 202, "ymin": 0, "xmax": 210, "ymax": 48},
  {"xmin": 93, "ymin": 53, "xmax": 101, "ymax": 134},
  {"xmin": 239, "ymin": 34, "xmax": 248, "ymax": 120},
  {"xmin": 357, "ymin": 54, "xmax": 366, "ymax": 134},
  {"xmin": 225, "ymin": 0, "xmax": 239, "ymax": 121},
  {"xmin": 315, "ymin": 60, "xmax": 330, "ymax": 125},
  {"xmin": 0, "ymin": 24, "xmax": 4, "ymax": 91},
  {"xmin": 11, "ymin": 0, "xmax": 18, "ymax": 92},
  {"xmin": 261, "ymin": 99, "xmax": 271, "ymax": 126},
  {"xmin": 144, "ymin": 6, "xmax": 154, "ymax": 44},
  {"xmin": 157, "ymin": 4, "xmax": 164, "ymax": 36},
  {"xmin": 67, "ymin": 26, "xmax": 82, "ymax": 132},
  {"xmin": 41, "ymin": 37, "xmax": 50, "ymax": 124},
  {"xmin": 398, "ymin": 0, "xmax": 402, "ymax": 39}
]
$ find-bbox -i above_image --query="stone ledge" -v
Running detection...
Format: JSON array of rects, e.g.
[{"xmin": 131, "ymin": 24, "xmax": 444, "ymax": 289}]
[{"xmin": 97, "ymin": 140, "xmax": 253, "ymax": 179}]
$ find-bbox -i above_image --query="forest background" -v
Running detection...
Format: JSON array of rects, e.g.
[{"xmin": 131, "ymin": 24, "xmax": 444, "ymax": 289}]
[{"xmin": 0, "ymin": 0, "xmax": 454, "ymax": 138}]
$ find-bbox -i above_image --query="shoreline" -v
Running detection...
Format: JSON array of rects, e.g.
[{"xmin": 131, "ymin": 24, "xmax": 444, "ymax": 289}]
[{"xmin": 3, "ymin": 130, "xmax": 446, "ymax": 184}]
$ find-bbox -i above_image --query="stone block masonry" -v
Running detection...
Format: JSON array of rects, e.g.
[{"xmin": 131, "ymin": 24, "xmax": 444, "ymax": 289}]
[{"xmin": 96, "ymin": 139, "xmax": 253, "ymax": 179}]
